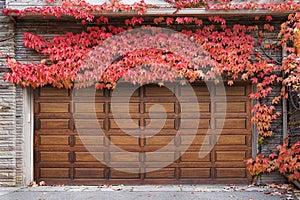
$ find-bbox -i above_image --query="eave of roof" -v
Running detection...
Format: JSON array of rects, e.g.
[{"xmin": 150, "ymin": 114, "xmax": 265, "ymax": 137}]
[{"xmin": 6, "ymin": 7, "xmax": 293, "ymax": 19}]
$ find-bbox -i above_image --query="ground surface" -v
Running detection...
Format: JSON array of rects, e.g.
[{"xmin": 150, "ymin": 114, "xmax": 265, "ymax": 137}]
[{"xmin": 0, "ymin": 184, "xmax": 299, "ymax": 200}]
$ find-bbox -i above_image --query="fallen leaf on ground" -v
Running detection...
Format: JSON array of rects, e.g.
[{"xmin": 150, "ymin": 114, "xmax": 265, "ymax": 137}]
[{"xmin": 98, "ymin": 184, "xmax": 112, "ymax": 188}]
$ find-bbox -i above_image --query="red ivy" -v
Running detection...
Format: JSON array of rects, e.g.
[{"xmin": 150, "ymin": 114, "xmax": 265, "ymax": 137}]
[{"xmin": 246, "ymin": 138, "xmax": 300, "ymax": 182}]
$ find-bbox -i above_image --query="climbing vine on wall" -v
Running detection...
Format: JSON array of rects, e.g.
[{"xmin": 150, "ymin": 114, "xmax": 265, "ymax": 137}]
[{"xmin": 2, "ymin": 0, "xmax": 300, "ymax": 182}]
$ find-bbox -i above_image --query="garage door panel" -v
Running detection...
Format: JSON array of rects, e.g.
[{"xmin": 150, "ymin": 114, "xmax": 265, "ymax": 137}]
[
  {"xmin": 74, "ymin": 103, "xmax": 104, "ymax": 113},
  {"xmin": 35, "ymin": 83, "xmax": 251, "ymax": 184},
  {"xmin": 110, "ymin": 119, "xmax": 140, "ymax": 129},
  {"xmin": 216, "ymin": 118, "xmax": 246, "ymax": 129},
  {"xmin": 217, "ymin": 135, "xmax": 246, "ymax": 145},
  {"xmin": 75, "ymin": 136, "xmax": 104, "ymax": 146},
  {"xmin": 180, "ymin": 152, "xmax": 211, "ymax": 162},
  {"xmin": 216, "ymin": 85, "xmax": 246, "ymax": 96},
  {"xmin": 110, "ymin": 152, "xmax": 140, "ymax": 162},
  {"xmin": 145, "ymin": 152, "xmax": 176, "ymax": 162},
  {"xmin": 75, "ymin": 152, "xmax": 104, "ymax": 162},
  {"xmin": 40, "ymin": 168, "xmax": 70, "ymax": 178},
  {"xmin": 215, "ymin": 162, "xmax": 246, "ymax": 168},
  {"xmin": 75, "ymin": 119, "xmax": 104, "ymax": 129},
  {"xmin": 145, "ymin": 136, "xmax": 174, "ymax": 146},
  {"xmin": 145, "ymin": 168, "xmax": 175, "ymax": 179},
  {"xmin": 181, "ymin": 168, "xmax": 211, "ymax": 179},
  {"xmin": 109, "ymin": 103, "xmax": 140, "ymax": 113},
  {"xmin": 181, "ymin": 85, "xmax": 209, "ymax": 96},
  {"xmin": 145, "ymin": 85, "xmax": 175, "ymax": 97},
  {"xmin": 216, "ymin": 151, "xmax": 246, "ymax": 161},
  {"xmin": 40, "ymin": 135, "xmax": 69, "ymax": 145},
  {"xmin": 180, "ymin": 135, "xmax": 210, "ymax": 145},
  {"xmin": 39, "ymin": 119, "xmax": 70, "ymax": 129},
  {"xmin": 180, "ymin": 119, "xmax": 210, "ymax": 129},
  {"xmin": 110, "ymin": 85, "xmax": 140, "ymax": 97},
  {"xmin": 145, "ymin": 103, "xmax": 175, "ymax": 113},
  {"xmin": 145, "ymin": 119, "xmax": 175, "ymax": 129},
  {"xmin": 109, "ymin": 136, "xmax": 139, "ymax": 146},
  {"xmin": 216, "ymin": 168, "xmax": 246, "ymax": 178},
  {"xmin": 73, "ymin": 87, "xmax": 104, "ymax": 97},
  {"xmin": 181, "ymin": 103, "xmax": 210, "ymax": 113},
  {"xmin": 74, "ymin": 168, "xmax": 105, "ymax": 178},
  {"xmin": 40, "ymin": 152, "xmax": 69, "ymax": 162},
  {"xmin": 215, "ymin": 102, "xmax": 246, "ymax": 113},
  {"xmin": 39, "ymin": 87, "xmax": 69, "ymax": 97},
  {"xmin": 40, "ymin": 103, "xmax": 70, "ymax": 113},
  {"xmin": 178, "ymin": 162, "xmax": 212, "ymax": 168},
  {"xmin": 110, "ymin": 169, "xmax": 140, "ymax": 179}
]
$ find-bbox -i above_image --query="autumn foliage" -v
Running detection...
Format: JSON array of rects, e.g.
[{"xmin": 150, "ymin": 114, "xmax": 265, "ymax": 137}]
[
  {"xmin": 2, "ymin": 0, "xmax": 300, "ymax": 181},
  {"xmin": 246, "ymin": 138, "xmax": 300, "ymax": 182}
]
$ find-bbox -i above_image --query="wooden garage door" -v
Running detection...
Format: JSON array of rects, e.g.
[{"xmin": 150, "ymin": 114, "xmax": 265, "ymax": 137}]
[{"xmin": 34, "ymin": 82, "xmax": 252, "ymax": 185}]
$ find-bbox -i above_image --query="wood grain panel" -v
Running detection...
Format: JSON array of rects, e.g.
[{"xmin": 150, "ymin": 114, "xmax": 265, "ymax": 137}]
[
  {"xmin": 75, "ymin": 168, "xmax": 104, "ymax": 178},
  {"xmin": 145, "ymin": 136, "xmax": 174, "ymax": 146},
  {"xmin": 74, "ymin": 103, "xmax": 104, "ymax": 113},
  {"xmin": 75, "ymin": 119, "xmax": 104, "ymax": 129},
  {"xmin": 40, "ymin": 135, "xmax": 69, "ymax": 145},
  {"xmin": 180, "ymin": 152, "xmax": 211, "ymax": 162},
  {"xmin": 40, "ymin": 152, "xmax": 69, "ymax": 162},
  {"xmin": 216, "ymin": 118, "xmax": 246, "ymax": 129},
  {"xmin": 110, "ymin": 152, "xmax": 140, "ymax": 162},
  {"xmin": 216, "ymin": 151, "xmax": 246, "ymax": 161},
  {"xmin": 109, "ymin": 103, "xmax": 140, "ymax": 113},
  {"xmin": 75, "ymin": 152, "xmax": 104, "ymax": 162},
  {"xmin": 181, "ymin": 168, "xmax": 211, "ymax": 178},
  {"xmin": 40, "ymin": 103, "xmax": 69, "ymax": 113},
  {"xmin": 145, "ymin": 152, "xmax": 175, "ymax": 162},
  {"xmin": 180, "ymin": 135, "xmax": 210, "ymax": 145},
  {"xmin": 75, "ymin": 136, "xmax": 104, "ymax": 146},
  {"xmin": 217, "ymin": 135, "xmax": 246, "ymax": 145},
  {"xmin": 40, "ymin": 119, "xmax": 70, "ymax": 129},
  {"xmin": 40, "ymin": 87, "xmax": 69, "ymax": 97},
  {"xmin": 110, "ymin": 169, "xmax": 140, "ymax": 179},
  {"xmin": 145, "ymin": 86, "xmax": 175, "ymax": 97},
  {"xmin": 215, "ymin": 102, "xmax": 246, "ymax": 113},
  {"xmin": 216, "ymin": 86, "xmax": 246, "ymax": 96},
  {"xmin": 110, "ymin": 136, "xmax": 139, "ymax": 146},
  {"xmin": 180, "ymin": 119, "xmax": 210, "ymax": 129},
  {"xmin": 145, "ymin": 103, "xmax": 175, "ymax": 113},
  {"xmin": 110, "ymin": 119, "xmax": 140, "ymax": 129},
  {"xmin": 181, "ymin": 85, "xmax": 209, "ymax": 96},
  {"xmin": 145, "ymin": 119, "xmax": 175, "ymax": 129},
  {"xmin": 181, "ymin": 103, "xmax": 210, "ymax": 113},
  {"xmin": 110, "ymin": 86, "xmax": 140, "ymax": 97},
  {"xmin": 216, "ymin": 168, "xmax": 246, "ymax": 178},
  {"xmin": 40, "ymin": 168, "xmax": 70, "ymax": 178},
  {"xmin": 73, "ymin": 87, "xmax": 104, "ymax": 97},
  {"xmin": 145, "ymin": 168, "xmax": 175, "ymax": 179}
]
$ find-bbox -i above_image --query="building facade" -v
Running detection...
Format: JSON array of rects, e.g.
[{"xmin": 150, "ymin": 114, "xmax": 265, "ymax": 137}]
[{"xmin": 0, "ymin": 0, "xmax": 294, "ymax": 186}]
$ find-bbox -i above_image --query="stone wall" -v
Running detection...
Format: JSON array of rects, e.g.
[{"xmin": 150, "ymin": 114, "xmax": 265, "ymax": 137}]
[{"xmin": 0, "ymin": 0, "xmax": 18, "ymax": 186}]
